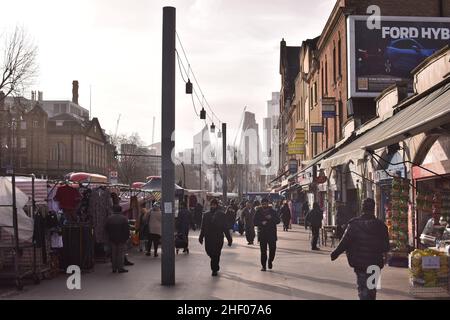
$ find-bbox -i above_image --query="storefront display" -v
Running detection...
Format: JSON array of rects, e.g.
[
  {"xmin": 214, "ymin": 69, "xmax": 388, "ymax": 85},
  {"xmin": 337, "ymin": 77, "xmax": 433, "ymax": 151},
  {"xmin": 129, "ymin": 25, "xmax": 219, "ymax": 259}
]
[
  {"xmin": 386, "ymin": 177, "xmax": 410, "ymax": 259},
  {"xmin": 409, "ymin": 248, "xmax": 450, "ymax": 297}
]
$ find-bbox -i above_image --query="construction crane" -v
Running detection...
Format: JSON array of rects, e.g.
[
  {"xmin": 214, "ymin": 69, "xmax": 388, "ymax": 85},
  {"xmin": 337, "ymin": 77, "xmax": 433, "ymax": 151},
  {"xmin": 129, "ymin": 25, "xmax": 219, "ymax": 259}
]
[{"xmin": 114, "ymin": 114, "xmax": 121, "ymax": 139}]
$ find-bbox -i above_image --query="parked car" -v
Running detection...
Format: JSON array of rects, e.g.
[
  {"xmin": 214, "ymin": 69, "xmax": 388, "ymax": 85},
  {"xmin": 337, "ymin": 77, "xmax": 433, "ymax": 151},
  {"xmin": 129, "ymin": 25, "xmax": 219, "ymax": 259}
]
[{"xmin": 384, "ymin": 38, "xmax": 437, "ymax": 76}]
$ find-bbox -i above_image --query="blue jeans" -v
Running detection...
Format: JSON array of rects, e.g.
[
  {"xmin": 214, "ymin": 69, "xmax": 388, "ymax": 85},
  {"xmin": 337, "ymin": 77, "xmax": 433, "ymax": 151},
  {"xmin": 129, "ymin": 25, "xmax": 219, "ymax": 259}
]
[{"xmin": 355, "ymin": 269, "xmax": 377, "ymax": 300}]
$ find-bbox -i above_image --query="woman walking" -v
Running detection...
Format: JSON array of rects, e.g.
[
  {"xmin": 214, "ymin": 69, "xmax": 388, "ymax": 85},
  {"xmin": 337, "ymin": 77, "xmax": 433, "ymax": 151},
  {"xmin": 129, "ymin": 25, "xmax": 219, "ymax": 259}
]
[
  {"xmin": 280, "ymin": 201, "xmax": 292, "ymax": 232},
  {"xmin": 137, "ymin": 204, "xmax": 150, "ymax": 254},
  {"xmin": 147, "ymin": 202, "xmax": 162, "ymax": 257}
]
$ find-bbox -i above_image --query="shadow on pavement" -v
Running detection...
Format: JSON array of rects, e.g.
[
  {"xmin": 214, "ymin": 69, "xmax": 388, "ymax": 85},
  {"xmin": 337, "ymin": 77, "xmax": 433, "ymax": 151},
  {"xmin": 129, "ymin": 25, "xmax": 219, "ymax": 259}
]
[{"xmin": 220, "ymin": 272, "xmax": 343, "ymax": 300}]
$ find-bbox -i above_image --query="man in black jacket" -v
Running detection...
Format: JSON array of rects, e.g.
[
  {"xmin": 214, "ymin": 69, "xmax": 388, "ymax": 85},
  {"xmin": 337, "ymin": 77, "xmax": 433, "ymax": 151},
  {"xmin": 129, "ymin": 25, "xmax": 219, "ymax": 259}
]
[
  {"xmin": 199, "ymin": 199, "xmax": 233, "ymax": 276},
  {"xmin": 331, "ymin": 198, "xmax": 390, "ymax": 300},
  {"xmin": 254, "ymin": 198, "xmax": 281, "ymax": 271},
  {"xmin": 105, "ymin": 207, "xmax": 130, "ymax": 273},
  {"xmin": 242, "ymin": 201, "xmax": 256, "ymax": 245},
  {"xmin": 305, "ymin": 202, "xmax": 323, "ymax": 250}
]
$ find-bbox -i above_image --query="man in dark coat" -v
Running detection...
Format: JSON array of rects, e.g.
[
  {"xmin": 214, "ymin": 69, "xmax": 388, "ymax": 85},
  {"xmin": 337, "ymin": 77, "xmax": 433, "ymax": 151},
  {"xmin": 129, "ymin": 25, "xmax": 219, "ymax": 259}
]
[
  {"xmin": 280, "ymin": 201, "xmax": 292, "ymax": 231},
  {"xmin": 305, "ymin": 202, "xmax": 323, "ymax": 251},
  {"xmin": 254, "ymin": 198, "xmax": 281, "ymax": 271},
  {"xmin": 225, "ymin": 202, "xmax": 237, "ymax": 233},
  {"xmin": 199, "ymin": 199, "xmax": 233, "ymax": 276},
  {"xmin": 302, "ymin": 201, "xmax": 310, "ymax": 224},
  {"xmin": 176, "ymin": 201, "xmax": 191, "ymax": 253},
  {"xmin": 105, "ymin": 206, "xmax": 130, "ymax": 273},
  {"xmin": 242, "ymin": 201, "xmax": 256, "ymax": 245},
  {"xmin": 331, "ymin": 198, "xmax": 390, "ymax": 300}
]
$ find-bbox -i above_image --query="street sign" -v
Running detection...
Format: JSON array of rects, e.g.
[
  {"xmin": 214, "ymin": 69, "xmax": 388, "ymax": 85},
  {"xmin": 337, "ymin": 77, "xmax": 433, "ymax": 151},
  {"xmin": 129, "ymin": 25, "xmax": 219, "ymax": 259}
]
[
  {"xmin": 109, "ymin": 171, "xmax": 118, "ymax": 184},
  {"xmin": 311, "ymin": 124, "xmax": 324, "ymax": 133},
  {"xmin": 289, "ymin": 159, "xmax": 298, "ymax": 174},
  {"xmin": 322, "ymin": 98, "xmax": 336, "ymax": 118}
]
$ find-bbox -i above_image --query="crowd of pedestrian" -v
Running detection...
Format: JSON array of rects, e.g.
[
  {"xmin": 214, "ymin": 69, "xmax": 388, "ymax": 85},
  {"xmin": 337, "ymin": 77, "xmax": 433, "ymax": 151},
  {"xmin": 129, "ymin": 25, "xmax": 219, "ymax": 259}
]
[{"xmin": 103, "ymin": 191, "xmax": 389, "ymax": 300}]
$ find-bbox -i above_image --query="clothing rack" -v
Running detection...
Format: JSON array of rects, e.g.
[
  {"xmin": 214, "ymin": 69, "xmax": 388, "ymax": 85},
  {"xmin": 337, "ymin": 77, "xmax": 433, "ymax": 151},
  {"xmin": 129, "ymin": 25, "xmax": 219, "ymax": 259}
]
[{"xmin": 0, "ymin": 173, "xmax": 41, "ymax": 290}]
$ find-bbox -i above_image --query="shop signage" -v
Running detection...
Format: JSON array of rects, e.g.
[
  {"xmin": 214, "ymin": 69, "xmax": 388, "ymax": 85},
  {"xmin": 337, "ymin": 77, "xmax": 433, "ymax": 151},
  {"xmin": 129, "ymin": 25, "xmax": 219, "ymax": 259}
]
[
  {"xmin": 348, "ymin": 16, "xmax": 450, "ymax": 98},
  {"xmin": 288, "ymin": 143, "xmax": 305, "ymax": 155},
  {"xmin": 289, "ymin": 159, "xmax": 298, "ymax": 174},
  {"xmin": 288, "ymin": 129, "xmax": 306, "ymax": 155},
  {"xmin": 422, "ymin": 256, "xmax": 440, "ymax": 269},
  {"xmin": 322, "ymin": 98, "xmax": 336, "ymax": 118},
  {"xmin": 109, "ymin": 171, "xmax": 118, "ymax": 184},
  {"xmin": 311, "ymin": 124, "xmax": 324, "ymax": 133},
  {"xmin": 375, "ymin": 169, "xmax": 404, "ymax": 182},
  {"xmin": 315, "ymin": 175, "xmax": 327, "ymax": 184}
]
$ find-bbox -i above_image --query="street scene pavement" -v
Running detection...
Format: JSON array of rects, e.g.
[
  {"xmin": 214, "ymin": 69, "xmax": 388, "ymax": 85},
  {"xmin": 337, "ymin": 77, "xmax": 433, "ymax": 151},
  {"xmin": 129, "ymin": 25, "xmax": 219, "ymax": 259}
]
[{"xmin": 0, "ymin": 225, "xmax": 412, "ymax": 300}]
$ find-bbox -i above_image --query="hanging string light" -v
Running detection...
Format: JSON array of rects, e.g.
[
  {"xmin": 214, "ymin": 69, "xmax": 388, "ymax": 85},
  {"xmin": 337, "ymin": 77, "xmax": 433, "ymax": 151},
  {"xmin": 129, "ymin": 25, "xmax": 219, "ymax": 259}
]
[
  {"xmin": 200, "ymin": 107, "xmax": 206, "ymax": 120},
  {"xmin": 210, "ymin": 122, "xmax": 216, "ymax": 133},
  {"xmin": 217, "ymin": 129, "xmax": 222, "ymax": 138}
]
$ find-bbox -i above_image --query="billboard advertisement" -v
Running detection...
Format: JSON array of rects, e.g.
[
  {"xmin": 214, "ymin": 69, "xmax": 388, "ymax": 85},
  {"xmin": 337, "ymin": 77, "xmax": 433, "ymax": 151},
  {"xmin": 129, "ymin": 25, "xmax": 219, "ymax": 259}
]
[{"xmin": 348, "ymin": 16, "xmax": 450, "ymax": 98}]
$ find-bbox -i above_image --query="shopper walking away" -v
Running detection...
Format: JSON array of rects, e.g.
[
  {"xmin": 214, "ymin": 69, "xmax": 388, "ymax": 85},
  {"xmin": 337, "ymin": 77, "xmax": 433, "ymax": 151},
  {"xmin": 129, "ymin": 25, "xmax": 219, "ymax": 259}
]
[
  {"xmin": 242, "ymin": 201, "xmax": 256, "ymax": 245},
  {"xmin": 253, "ymin": 200, "xmax": 261, "ymax": 243},
  {"xmin": 138, "ymin": 204, "xmax": 150, "ymax": 255},
  {"xmin": 199, "ymin": 199, "xmax": 233, "ymax": 276},
  {"xmin": 236, "ymin": 201, "xmax": 246, "ymax": 235},
  {"xmin": 225, "ymin": 201, "xmax": 237, "ymax": 233},
  {"xmin": 331, "ymin": 198, "xmax": 389, "ymax": 300},
  {"xmin": 105, "ymin": 203, "xmax": 130, "ymax": 273},
  {"xmin": 111, "ymin": 193, "xmax": 134, "ymax": 266},
  {"xmin": 302, "ymin": 201, "xmax": 310, "ymax": 225},
  {"xmin": 280, "ymin": 201, "xmax": 292, "ymax": 232},
  {"xmin": 148, "ymin": 203, "xmax": 162, "ymax": 257},
  {"xmin": 305, "ymin": 202, "xmax": 323, "ymax": 251},
  {"xmin": 176, "ymin": 201, "xmax": 190, "ymax": 253},
  {"xmin": 254, "ymin": 198, "xmax": 280, "ymax": 271}
]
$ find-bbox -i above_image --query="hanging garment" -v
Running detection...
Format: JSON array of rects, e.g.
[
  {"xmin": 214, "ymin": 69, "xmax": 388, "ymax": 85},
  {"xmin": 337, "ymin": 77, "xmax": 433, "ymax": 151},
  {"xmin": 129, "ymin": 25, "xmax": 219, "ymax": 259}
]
[
  {"xmin": 47, "ymin": 185, "xmax": 61, "ymax": 213},
  {"xmin": 77, "ymin": 189, "xmax": 92, "ymax": 223},
  {"xmin": 54, "ymin": 185, "xmax": 82, "ymax": 211},
  {"xmin": 88, "ymin": 187, "xmax": 113, "ymax": 244},
  {"xmin": 51, "ymin": 232, "xmax": 63, "ymax": 248}
]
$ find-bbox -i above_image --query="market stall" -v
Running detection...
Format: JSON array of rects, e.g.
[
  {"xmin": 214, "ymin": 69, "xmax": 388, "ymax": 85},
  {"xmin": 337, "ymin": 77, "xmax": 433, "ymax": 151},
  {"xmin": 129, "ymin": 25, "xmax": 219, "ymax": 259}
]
[
  {"xmin": 409, "ymin": 247, "xmax": 450, "ymax": 298},
  {"xmin": 385, "ymin": 176, "xmax": 411, "ymax": 266}
]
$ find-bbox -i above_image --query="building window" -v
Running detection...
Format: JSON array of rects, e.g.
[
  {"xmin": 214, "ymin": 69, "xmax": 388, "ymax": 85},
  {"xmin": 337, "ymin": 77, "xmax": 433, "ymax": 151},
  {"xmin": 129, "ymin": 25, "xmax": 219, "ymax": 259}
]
[
  {"xmin": 33, "ymin": 120, "xmax": 38, "ymax": 128},
  {"xmin": 20, "ymin": 157, "xmax": 27, "ymax": 168},
  {"xmin": 53, "ymin": 104, "xmax": 60, "ymax": 114},
  {"xmin": 61, "ymin": 104, "xmax": 67, "ymax": 113},
  {"xmin": 338, "ymin": 37, "xmax": 342, "ymax": 77},
  {"xmin": 333, "ymin": 44, "xmax": 337, "ymax": 84},
  {"xmin": 56, "ymin": 121, "xmax": 64, "ymax": 127},
  {"xmin": 321, "ymin": 63, "xmax": 324, "ymax": 96},
  {"xmin": 20, "ymin": 121, "xmax": 27, "ymax": 130},
  {"xmin": 338, "ymin": 99, "xmax": 343, "ymax": 139},
  {"xmin": 20, "ymin": 138, "xmax": 26, "ymax": 149},
  {"xmin": 325, "ymin": 58, "xmax": 328, "ymax": 96},
  {"xmin": 51, "ymin": 143, "xmax": 66, "ymax": 162},
  {"xmin": 313, "ymin": 82, "xmax": 318, "ymax": 105}
]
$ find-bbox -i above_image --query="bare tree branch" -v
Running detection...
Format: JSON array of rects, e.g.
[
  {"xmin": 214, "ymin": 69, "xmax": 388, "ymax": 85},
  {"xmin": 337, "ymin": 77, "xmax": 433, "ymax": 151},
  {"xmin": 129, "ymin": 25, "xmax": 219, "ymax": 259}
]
[{"xmin": 0, "ymin": 26, "xmax": 38, "ymax": 101}]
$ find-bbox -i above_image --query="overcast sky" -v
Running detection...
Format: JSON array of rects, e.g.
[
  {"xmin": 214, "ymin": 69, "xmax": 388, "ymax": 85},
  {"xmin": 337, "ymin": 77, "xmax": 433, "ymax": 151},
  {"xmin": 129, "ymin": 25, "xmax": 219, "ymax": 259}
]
[{"xmin": 1, "ymin": 0, "xmax": 335, "ymax": 151}]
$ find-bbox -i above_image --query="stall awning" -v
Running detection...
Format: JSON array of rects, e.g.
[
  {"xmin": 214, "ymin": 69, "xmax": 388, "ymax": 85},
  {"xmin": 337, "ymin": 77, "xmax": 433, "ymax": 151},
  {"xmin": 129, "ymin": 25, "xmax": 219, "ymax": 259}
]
[{"xmin": 322, "ymin": 82, "xmax": 450, "ymax": 169}]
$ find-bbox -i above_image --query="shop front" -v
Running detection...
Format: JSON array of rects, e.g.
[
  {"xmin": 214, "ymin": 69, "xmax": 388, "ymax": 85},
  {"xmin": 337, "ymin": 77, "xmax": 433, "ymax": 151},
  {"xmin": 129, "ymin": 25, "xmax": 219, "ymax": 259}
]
[{"xmin": 412, "ymin": 135, "xmax": 450, "ymax": 250}]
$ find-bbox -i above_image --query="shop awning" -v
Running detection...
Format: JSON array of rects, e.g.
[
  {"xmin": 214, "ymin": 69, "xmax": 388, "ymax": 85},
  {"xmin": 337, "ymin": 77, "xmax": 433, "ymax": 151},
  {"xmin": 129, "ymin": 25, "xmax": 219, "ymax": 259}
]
[
  {"xmin": 302, "ymin": 148, "xmax": 337, "ymax": 173},
  {"xmin": 322, "ymin": 82, "xmax": 450, "ymax": 169}
]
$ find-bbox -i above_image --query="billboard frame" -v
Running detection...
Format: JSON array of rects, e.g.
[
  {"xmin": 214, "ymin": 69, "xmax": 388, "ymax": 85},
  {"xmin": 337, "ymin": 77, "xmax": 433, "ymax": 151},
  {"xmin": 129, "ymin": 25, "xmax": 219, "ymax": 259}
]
[{"xmin": 347, "ymin": 15, "xmax": 450, "ymax": 99}]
